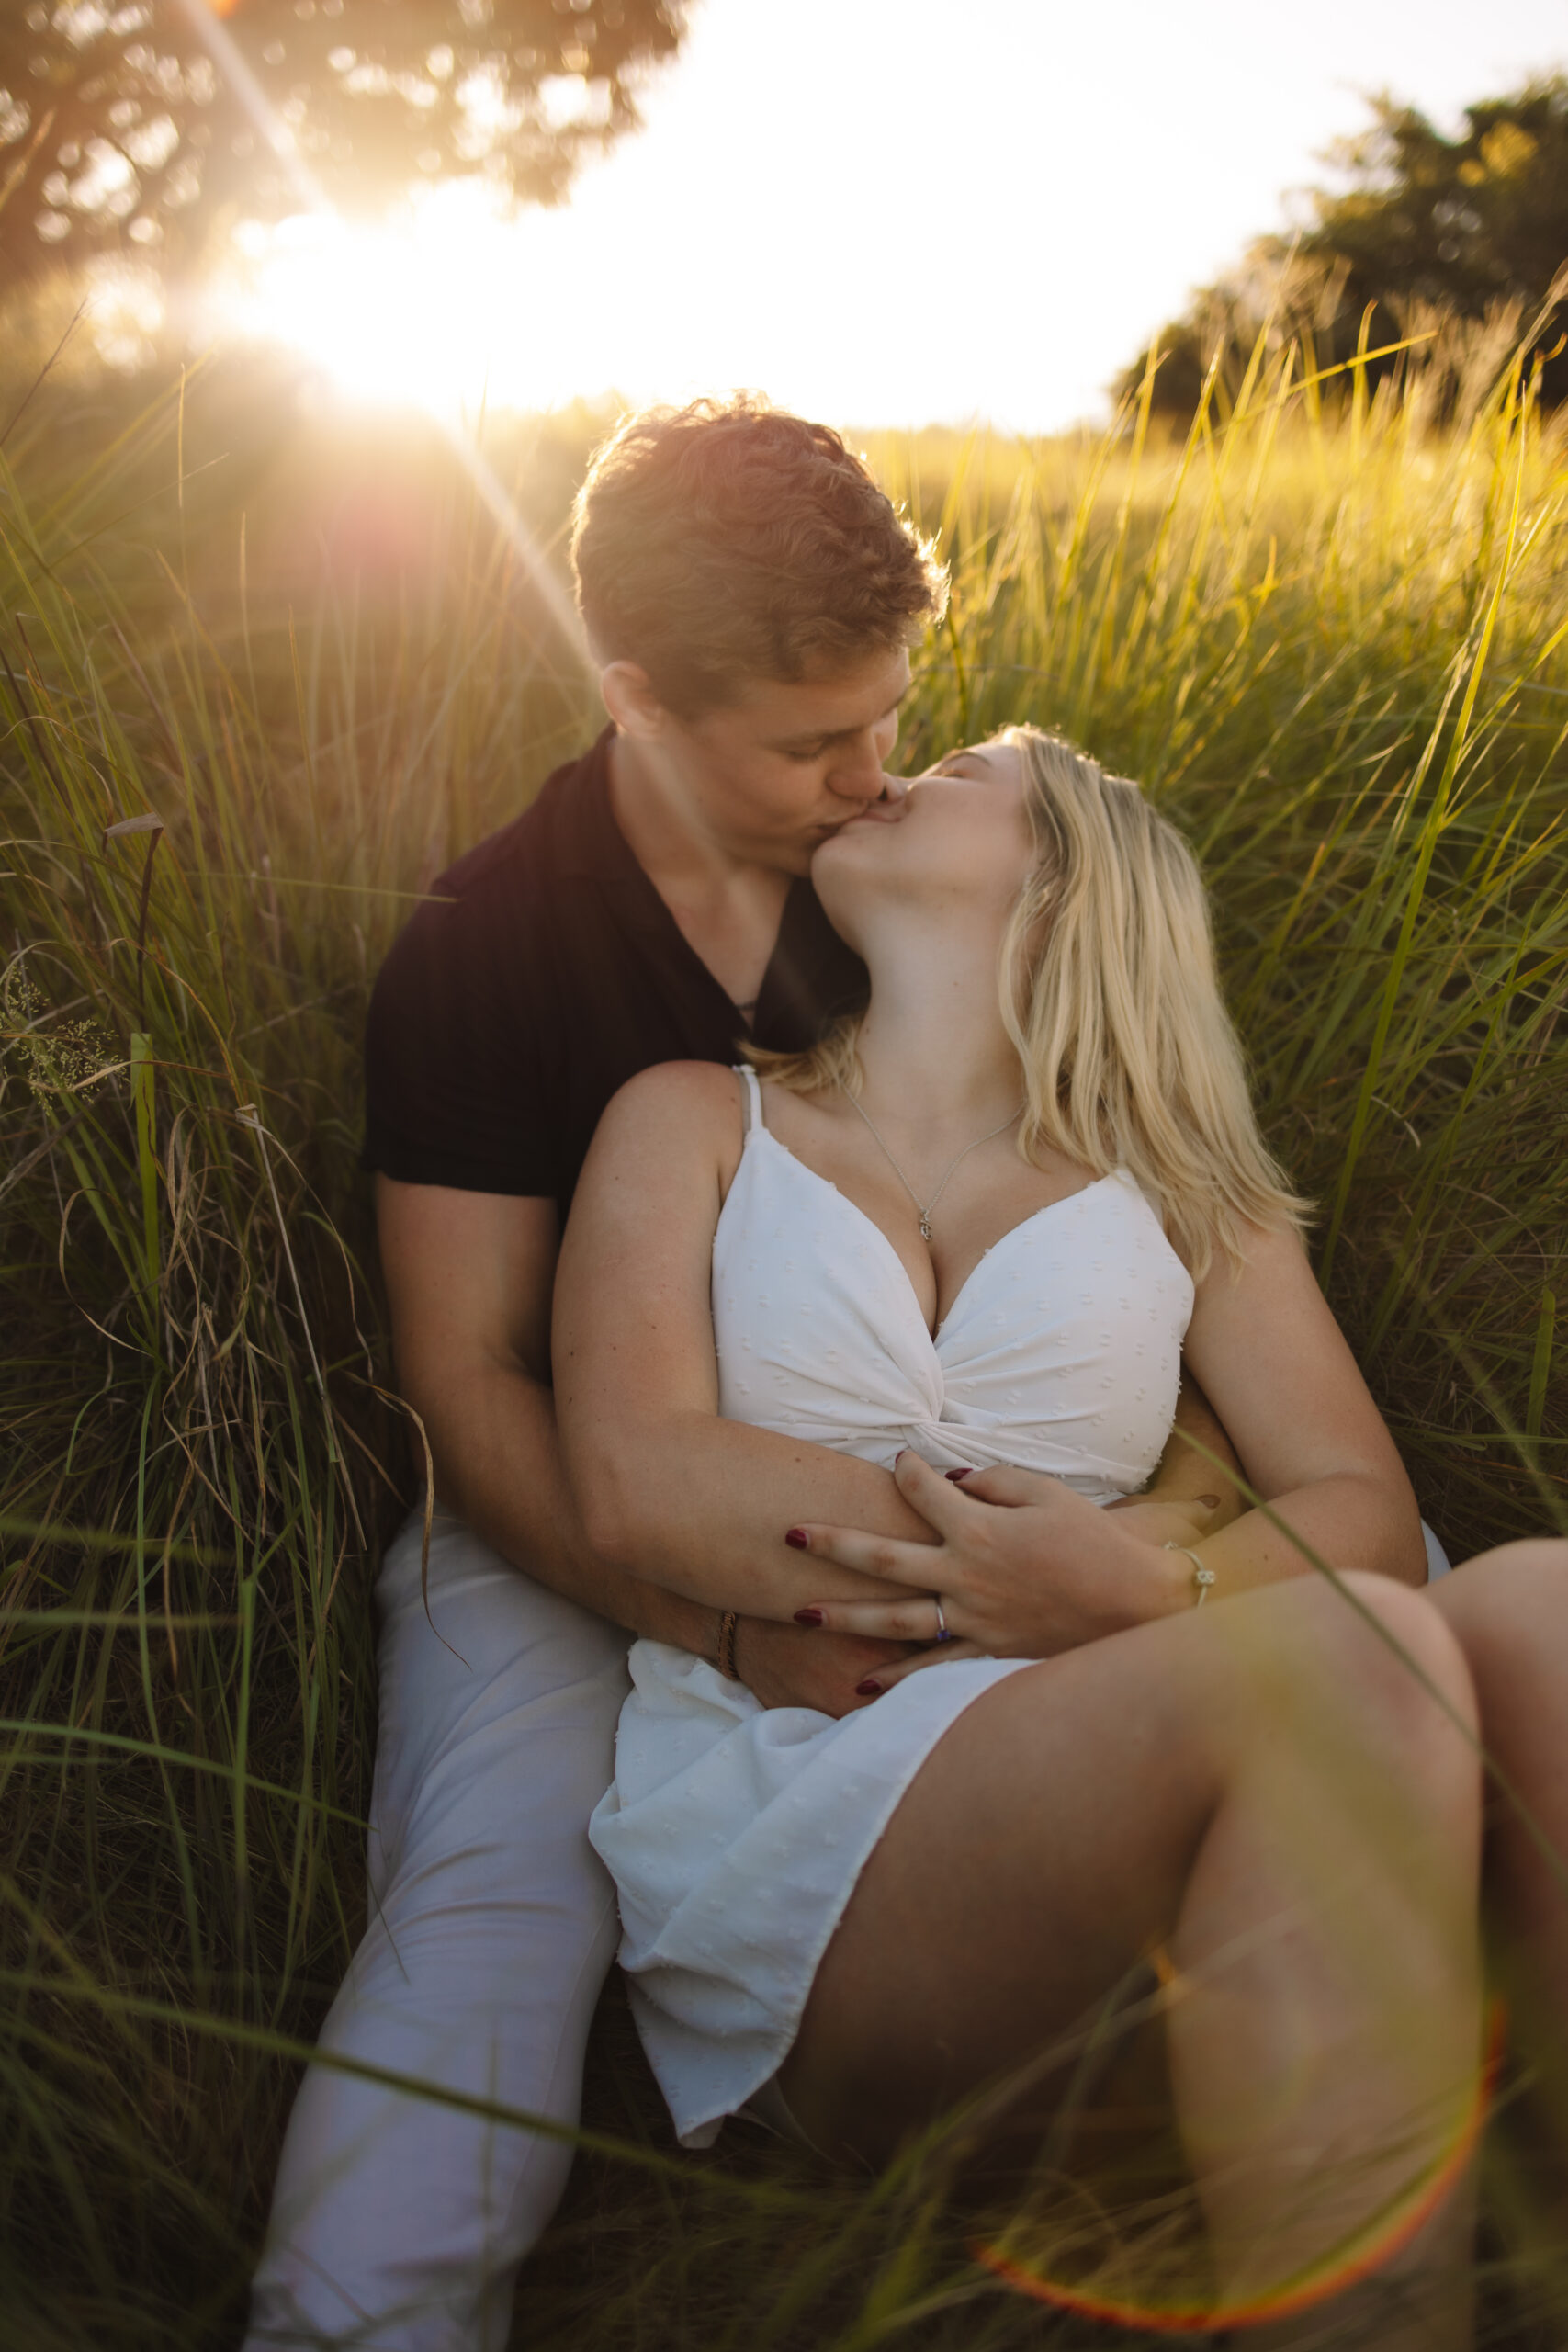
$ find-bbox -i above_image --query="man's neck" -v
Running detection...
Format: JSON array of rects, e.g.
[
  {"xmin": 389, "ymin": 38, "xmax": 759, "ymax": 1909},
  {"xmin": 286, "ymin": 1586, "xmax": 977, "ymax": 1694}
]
[
  {"xmin": 607, "ymin": 730, "xmax": 743, "ymax": 892},
  {"xmin": 606, "ymin": 731, "xmax": 792, "ymax": 1011}
]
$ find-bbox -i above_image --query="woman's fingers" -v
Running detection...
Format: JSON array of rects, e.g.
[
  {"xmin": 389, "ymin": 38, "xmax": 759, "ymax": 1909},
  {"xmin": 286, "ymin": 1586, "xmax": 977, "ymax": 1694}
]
[
  {"xmin": 892, "ymin": 1451, "xmax": 1076, "ymax": 1521},
  {"xmin": 793, "ymin": 1596, "xmax": 957, "ymax": 1642},
  {"xmin": 858, "ymin": 1638, "xmax": 990, "ymax": 1694},
  {"xmin": 787, "ymin": 1521, "xmax": 944, "ymax": 1589},
  {"xmin": 890, "ymin": 1449, "xmax": 979, "ymax": 1526},
  {"xmin": 943, "ymin": 1462, "xmax": 1070, "ymax": 1510}
]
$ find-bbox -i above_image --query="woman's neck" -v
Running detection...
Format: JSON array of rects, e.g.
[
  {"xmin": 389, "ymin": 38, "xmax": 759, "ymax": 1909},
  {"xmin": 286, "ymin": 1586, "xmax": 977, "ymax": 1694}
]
[{"xmin": 852, "ymin": 920, "xmax": 1022, "ymax": 1134}]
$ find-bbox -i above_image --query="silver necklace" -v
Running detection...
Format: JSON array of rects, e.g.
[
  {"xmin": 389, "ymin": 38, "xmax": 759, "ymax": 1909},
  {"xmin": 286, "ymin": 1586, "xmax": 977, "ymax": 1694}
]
[{"xmin": 839, "ymin": 1084, "xmax": 1022, "ymax": 1242}]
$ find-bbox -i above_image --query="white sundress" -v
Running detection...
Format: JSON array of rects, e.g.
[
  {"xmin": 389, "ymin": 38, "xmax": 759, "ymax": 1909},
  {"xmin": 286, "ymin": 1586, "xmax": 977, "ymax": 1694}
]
[{"xmin": 588, "ymin": 1067, "xmax": 1194, "ymax": 2148}]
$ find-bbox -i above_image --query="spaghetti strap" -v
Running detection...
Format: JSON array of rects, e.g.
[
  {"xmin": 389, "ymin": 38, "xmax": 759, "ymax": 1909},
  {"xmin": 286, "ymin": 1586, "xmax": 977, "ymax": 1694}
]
[{"xmin": 733, "ymin": 1062, "xmax": 765, "ymax": 1136}]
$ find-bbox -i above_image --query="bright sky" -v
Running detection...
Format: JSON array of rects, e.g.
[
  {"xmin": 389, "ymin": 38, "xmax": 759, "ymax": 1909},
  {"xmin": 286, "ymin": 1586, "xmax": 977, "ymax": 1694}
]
[{"xmin": 214, "ymin": 0, "xmax": 1568, "ymax": 432}]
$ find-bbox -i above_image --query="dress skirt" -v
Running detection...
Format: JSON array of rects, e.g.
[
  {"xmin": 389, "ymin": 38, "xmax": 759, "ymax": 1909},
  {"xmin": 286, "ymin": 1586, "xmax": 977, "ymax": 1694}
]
[{"xmin": 587, "ymin": 1639, "xmax": 1033, "ymax": 2148}]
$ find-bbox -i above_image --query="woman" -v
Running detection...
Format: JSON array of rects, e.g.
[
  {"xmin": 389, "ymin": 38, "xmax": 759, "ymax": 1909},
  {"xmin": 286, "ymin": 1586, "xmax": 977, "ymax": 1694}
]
[{"xmin": 553, "ymin": 727, "xmax": 1568, "ymax": 2345}]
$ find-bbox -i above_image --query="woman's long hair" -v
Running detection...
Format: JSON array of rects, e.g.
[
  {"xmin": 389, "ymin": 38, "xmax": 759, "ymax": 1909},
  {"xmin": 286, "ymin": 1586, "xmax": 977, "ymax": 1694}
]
[{"xmin": 753, "ymin": 726, "xmax": 1309, "ymax": 1278}]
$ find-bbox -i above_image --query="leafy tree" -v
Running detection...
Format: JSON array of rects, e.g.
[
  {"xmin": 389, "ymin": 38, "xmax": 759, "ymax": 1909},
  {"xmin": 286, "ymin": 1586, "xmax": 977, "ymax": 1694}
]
[
  {"xmin": 0, "ymin": 0, "xmax": 685, "ymax": 284},
  {"xmin": 1118, "ymin": 77, "xmax": 1568, "ymax": 418},
  {"xmin": 1305, "ymin": 81, "xmax": 1568, "ymax": 323}
]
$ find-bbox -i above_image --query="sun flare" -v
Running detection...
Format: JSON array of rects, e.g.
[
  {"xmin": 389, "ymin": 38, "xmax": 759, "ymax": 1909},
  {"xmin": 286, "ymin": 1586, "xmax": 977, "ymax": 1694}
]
[{"xmin": 210, "ymin": 180, "xmax": 592, "ymax": 418}]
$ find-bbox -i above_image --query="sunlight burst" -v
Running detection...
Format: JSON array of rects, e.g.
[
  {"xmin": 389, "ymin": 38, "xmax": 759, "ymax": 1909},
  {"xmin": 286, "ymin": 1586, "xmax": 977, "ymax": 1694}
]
[{"xmin": 211, "ymin": 180, "xmax": 593, "ymax": 417}]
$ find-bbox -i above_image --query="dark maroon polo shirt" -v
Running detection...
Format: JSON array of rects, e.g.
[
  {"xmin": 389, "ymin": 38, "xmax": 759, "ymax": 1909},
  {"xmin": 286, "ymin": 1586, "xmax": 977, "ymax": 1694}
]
[{"xmin": 363, "ymin": 728, "xmax": 868, "ymax": 1208}]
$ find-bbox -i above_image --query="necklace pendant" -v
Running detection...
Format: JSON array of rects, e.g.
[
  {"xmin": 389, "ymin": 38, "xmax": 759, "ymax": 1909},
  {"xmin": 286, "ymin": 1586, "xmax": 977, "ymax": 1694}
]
[{"xmin": 919, "ymin": 1215, "xmax": 932, "ymax": 1242}]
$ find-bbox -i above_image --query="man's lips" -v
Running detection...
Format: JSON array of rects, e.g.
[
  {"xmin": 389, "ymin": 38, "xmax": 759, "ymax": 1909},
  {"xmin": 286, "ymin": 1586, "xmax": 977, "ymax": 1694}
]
[
  {"xmin": 828, "ymin": 808, "xmax": 902, "ymax": 832},
  {"xmin": 808, "ymin": 792, "xmax": 910, "ymax": 845},
  {"xmin": 829, "ymin": 797, "xmax": 909, "ymax": 830}
]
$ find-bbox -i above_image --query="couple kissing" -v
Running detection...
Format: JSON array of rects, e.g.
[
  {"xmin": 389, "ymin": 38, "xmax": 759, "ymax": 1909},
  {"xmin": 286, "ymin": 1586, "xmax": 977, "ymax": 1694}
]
[{"xmin": 246, "ymin": 395, "xmax": 1568, "ymax": 2352}]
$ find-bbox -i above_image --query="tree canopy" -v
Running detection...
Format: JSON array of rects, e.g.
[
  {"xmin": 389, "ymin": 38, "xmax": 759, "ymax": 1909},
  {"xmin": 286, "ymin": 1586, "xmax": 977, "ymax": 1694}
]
[
  {"xmin": 1118, "ymin": 77, "xmax": 1568, "ymax": 418},
  {"xmin": 0, "ymin": 0, "xmax": 685, "ymax": 284}
]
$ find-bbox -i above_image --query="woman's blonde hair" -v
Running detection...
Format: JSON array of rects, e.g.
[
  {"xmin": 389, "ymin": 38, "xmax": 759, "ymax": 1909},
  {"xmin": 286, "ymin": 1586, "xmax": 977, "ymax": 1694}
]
[{"xmin": 754, "ymin": 725, "xmax": 1309, "ymax": 1277}]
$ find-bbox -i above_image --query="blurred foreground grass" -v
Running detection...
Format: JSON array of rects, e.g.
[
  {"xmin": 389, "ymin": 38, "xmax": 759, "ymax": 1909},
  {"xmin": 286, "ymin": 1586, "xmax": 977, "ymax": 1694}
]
[{"xmin": 2, "ymin": 333, "xmax": 1566, "ymax": 2347}]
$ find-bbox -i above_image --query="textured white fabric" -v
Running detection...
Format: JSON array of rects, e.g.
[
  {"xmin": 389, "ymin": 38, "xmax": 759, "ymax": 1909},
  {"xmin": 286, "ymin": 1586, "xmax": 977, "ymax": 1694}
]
[
  {"xmin": 590, "ymin": 1069, "xmax": 1195, "ymax": 2150},
  {"xmin": 711, "ymin": 1068, "xmax": 1192, "ymax": 1492},
  {"xmin": 244, "ymin": 1507, "xmax": 630, "ymax": 2352}
]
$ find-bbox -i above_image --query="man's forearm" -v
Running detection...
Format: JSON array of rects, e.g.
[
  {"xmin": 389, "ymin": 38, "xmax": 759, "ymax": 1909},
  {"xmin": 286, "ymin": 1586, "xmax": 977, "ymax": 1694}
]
[
  {"xmin": 1168, "ymin": 1473, "xmax": 1427, "ymax": 1599},
  {"xmin": 563, "ymin": 1403, "xmax": 943, "ymax": 1618},
  {"xmin": 407, "ymin": 1355, "xmax": 721, "ymax": 1655}
]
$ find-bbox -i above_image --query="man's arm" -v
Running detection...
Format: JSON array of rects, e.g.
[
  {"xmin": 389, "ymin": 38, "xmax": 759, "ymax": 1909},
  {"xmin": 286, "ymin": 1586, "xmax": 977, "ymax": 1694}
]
[
  {"xmin": 378, "ymin": 1176, "xmax": 722, "ymax": 1650},
  {"xmin": 377, "ymin": 1175, "xmax": 906, "ymax": 1707}
]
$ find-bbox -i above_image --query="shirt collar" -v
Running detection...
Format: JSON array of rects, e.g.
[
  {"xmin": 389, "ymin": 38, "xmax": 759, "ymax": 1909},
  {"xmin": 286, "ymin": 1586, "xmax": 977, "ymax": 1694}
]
[{"xmin": 555, "ymin": 725, "xmax": 643, "ymax": 882}]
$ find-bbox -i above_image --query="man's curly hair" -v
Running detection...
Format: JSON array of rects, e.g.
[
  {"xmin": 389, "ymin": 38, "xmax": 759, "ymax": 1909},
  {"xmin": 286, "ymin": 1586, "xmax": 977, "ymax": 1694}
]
[{"xmin": 570, "ymin": 395, "xmax": 947, "ymax": 717}]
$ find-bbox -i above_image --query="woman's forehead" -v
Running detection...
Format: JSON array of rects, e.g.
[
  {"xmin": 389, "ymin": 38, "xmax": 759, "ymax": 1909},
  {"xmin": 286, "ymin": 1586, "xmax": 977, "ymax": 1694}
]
[{"xmin": 927, "ymin": 741, "xmax": 1019, "ymax": 783}]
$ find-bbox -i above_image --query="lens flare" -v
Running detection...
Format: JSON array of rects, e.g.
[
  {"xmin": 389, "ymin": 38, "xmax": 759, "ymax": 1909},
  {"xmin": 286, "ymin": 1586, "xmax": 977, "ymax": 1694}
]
[
  {"xmin": 175, "ymin": 0, "xmax": 587, "ymax": 665},
  {"xmin": 970, "ymin": 2003, "xmax": 1502, "ymax": 2335}
]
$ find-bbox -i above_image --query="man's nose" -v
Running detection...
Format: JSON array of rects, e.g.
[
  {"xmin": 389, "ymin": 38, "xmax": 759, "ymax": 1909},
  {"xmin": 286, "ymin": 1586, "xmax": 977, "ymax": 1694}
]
[{"xmin": 828, "ymin": 734, "xmax": 901, "ymax": 806}]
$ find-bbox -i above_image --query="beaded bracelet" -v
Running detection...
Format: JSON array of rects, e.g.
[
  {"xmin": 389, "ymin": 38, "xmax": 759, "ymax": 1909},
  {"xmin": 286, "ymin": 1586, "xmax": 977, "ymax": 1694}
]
[{"xmin": 1164, "ymin": 1542, "xmax": 1217, "ymax": 1607}]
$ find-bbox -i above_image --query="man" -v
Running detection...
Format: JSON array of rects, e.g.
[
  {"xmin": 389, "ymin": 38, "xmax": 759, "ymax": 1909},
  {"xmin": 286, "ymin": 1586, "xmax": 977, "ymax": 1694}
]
[{"xmin": 245, "ymin": 397, "xmax": 1232, "ymax": 2351}]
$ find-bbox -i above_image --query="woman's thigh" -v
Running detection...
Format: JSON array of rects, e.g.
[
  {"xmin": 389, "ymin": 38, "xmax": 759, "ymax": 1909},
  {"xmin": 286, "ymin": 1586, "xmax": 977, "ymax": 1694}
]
[
  {"xmin": 781, "ymin": 1569, "xmax": 1475, "ymax": 2154},
  {"xmin": 1424, "ymin": 1539, "xmax": 1568, "ymax": 1888},
  {"xmin": 1423, "ymin": 1537, "xmax": 1568, "ymax": 1702}
]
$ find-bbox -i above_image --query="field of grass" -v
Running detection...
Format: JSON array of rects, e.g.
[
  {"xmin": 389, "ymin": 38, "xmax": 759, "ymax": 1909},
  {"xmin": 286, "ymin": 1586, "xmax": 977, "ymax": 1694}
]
[{"xmin": 2, "ymin": 325, "xmax": 1566, "ymax": 2348}]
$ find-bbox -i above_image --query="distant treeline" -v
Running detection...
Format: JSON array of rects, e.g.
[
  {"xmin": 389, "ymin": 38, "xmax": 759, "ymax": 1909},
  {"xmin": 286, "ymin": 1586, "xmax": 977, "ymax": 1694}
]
[{"xmin": 1117, "ymin": 76, "xmax": 1568, "ymax": 419}]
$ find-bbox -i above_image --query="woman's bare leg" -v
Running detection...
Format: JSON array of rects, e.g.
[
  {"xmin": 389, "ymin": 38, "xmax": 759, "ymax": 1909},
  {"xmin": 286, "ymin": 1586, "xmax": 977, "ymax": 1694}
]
[
  {"xmin": 1428, "ymin": 1541, "xmax": 1568, "ymax": 1994},
  {"xmin": 780, "ymin": 1573, "xmax": 1483, "ymax": 2350},
  {"xmin": 1428, "ymin": 1540, "xmax": 1568, "ymax": 2210}
]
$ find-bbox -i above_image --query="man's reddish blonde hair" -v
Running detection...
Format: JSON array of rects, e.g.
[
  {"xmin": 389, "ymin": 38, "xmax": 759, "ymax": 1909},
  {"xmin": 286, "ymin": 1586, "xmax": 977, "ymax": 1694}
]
[{"xmin": 570, "ymin": 395, "xmax": 946, "ymax": 716}]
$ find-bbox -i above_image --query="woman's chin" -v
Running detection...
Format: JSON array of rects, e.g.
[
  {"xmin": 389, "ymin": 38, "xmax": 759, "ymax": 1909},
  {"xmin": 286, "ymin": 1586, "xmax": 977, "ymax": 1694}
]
[
  {"xmin": 808, "ymin": 830, "xmax": 882, "ymax": 942},
  {"xmin": 812, "ymin": 814, "xmax": 887, "ymax": 872}
]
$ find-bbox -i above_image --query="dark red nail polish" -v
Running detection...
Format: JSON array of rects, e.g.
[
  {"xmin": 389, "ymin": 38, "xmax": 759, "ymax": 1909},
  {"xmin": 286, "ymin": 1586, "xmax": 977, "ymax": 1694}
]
[
  {"xmin": 784, "ymin": 1528, "xmax": 808, "ymax": 1549},
  {"xmin": 794, "ymin": 1607, "xmax": 824, "ymax": 1627},
  {"xmin": 854, "ymin": 1679, "xmax": 883, "ymax": 1697},
  {"xmin": 945, "ymin": 1467, "xmax": 974, "ymax": 1482}
]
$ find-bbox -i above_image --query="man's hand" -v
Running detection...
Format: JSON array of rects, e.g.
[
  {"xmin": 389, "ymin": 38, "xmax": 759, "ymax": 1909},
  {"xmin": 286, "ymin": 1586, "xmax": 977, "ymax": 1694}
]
[
  {"xmin": 1129, "ymin": 1374, "xmax": 1244, "ymax": 1536},
  {"xmin": 730, "ymin": 1617, "xmax": 914, "ymax": 1718},
  {"xmin": 1102, "ymin": 1495, "xmax": 1223, "ymax": 1551}
]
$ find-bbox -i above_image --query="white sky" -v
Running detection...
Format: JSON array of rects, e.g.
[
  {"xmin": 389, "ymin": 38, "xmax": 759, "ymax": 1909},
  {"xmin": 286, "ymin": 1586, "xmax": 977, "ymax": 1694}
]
[{"xmin": 221, "ymin": 0, "xmax": 1568, "ymax": 432}]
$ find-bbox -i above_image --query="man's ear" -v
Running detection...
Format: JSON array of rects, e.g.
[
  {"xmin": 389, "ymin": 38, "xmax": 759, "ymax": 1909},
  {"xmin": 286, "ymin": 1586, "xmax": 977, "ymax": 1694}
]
[{"xmin": 600, "ymin": 661, "xmax": 669, "ymax": 741}]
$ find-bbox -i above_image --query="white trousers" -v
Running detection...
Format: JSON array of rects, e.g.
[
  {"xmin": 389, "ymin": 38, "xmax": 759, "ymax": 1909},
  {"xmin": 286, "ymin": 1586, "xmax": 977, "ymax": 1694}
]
[{"xmin": 243, "ymin": 1508, "xmax": 630, "ymax": 2352}]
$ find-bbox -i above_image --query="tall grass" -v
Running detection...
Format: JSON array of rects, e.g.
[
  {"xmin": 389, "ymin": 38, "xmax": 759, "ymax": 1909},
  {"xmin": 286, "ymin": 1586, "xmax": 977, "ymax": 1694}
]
[{"xmin": 1, "ymin": 327, "xmax": 1565, "ymax": 2348}]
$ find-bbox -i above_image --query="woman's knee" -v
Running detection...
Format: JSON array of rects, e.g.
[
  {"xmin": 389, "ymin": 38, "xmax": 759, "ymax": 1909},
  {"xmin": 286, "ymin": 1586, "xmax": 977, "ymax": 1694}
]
[
  {"xmin": 1311, "ymin": 1569, "xmax": 1478, "ymax": 1728},
  {"xmin": 1231, "ymin": 1572, "xmax": 1481, "ymax": 1795},
  {"xmin": 1452, "ymin": 1534, "xmax": 1568, "ymax": 1598},
  {"xmin": 1432, "ymin": 1536, "xmax": 1568, "ymax": 1672}
]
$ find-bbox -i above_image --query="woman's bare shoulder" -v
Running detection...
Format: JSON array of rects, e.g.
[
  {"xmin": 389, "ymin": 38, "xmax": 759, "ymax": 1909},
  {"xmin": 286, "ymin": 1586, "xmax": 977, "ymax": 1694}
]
[
  {"xmin": 604, "ymin": 1058, "xmax": 745, "ymax": 1120},
  {"xmin": 589, "ymin": 1060, "xmax": 747, "ymax": 1168}
]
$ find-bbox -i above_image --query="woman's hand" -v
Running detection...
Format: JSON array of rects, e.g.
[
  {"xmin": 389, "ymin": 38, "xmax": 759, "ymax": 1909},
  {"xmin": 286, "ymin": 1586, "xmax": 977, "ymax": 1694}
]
[{"xmin": 787, "ymin": 1453, "xmax": 1190, "ymax": 1687}]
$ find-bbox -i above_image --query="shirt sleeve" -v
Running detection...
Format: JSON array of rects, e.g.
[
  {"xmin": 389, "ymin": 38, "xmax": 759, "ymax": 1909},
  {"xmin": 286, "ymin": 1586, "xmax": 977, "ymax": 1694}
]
[{"xmin": 361, "ymin": 873, "xmax": 564, "ymax": 1199}]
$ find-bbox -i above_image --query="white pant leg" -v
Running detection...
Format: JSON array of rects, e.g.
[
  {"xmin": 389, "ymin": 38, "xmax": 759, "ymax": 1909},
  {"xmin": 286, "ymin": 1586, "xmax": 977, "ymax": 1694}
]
[
  {"xmin": 244, "ymin": 1507, "xmax": 630, "ymax": 2352},
  {"xmin": 1422, "ymin": 1520, "xmax": 1451, "ymax": 1579}
]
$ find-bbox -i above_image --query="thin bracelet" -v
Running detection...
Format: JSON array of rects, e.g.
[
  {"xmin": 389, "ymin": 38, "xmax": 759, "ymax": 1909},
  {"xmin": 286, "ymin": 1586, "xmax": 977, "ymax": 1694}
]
[
  {"xmin": 717, "ymin": 1609, "xmax": 741, "ymax": 1679},
  {"xmin": 1164, "ymin": 1542, "xmax": 1217, "ymax": 1607}
]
